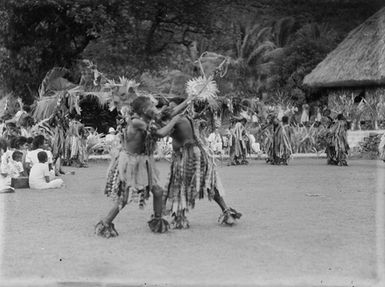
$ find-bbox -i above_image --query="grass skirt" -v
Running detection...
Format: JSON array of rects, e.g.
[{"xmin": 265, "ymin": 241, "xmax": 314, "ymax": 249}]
[
  {"xmin": 326, "ymin": 121, "xmax": 349, "ymax": 165},
  {"xmin": 163, "ymin": 142, "xmax": 225, "ymax": 216},
  {"xmin": 266, "ymin": 124, "xmax": 292, "ymax": 165},
  {"xmin": 105, "ymin": 151, "xmax": 159, "ymax": 209}
]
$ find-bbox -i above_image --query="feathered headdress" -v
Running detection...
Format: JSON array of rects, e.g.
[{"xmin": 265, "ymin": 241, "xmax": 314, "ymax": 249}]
[
  {"xmin": 185, "ymin": 75, "xmax": 219, "ymax": 110},
  {"xmin": 184, "ymin": 51, "xmax": 230, "ymax": 112}
]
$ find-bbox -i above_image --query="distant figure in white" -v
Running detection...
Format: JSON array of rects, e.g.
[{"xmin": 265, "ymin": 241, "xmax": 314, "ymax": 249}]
[
  {"xmin": 207, "ymin": 129, "xmax": 223, "ymax": 155},
  {"xmin": 301, "ymin": 104, "xmax": 310, "ymax": 125},
  {"xmin": 105, "ymin": 127, "xmax": 120, "ymax": 154},
  {"xmin": 248, "ymin": 134, "xmax": 261, "ymax": 154}
]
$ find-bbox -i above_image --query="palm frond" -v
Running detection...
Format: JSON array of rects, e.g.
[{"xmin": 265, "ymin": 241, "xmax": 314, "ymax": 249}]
[
  {"xmin": 33, "ymin": 91, "xmax": 65, "ymax": 121},
  {"xmin": 246, "ymin": 41, "xmax": 276, "ymax": 65},
  {"xmin": 38, "ymin": 67, "xmax": 69, "ymax": 98}
]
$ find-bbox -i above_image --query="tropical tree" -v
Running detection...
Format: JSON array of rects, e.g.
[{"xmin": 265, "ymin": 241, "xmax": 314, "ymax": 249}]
[{"xmin": 0, "ymin": 0, "xmax": 115, "ymax": 103}]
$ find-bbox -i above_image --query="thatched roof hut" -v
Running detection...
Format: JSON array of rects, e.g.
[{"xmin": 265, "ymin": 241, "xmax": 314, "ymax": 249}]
[{"xmin": 303, "ymin": 7, "xmax": 385, "ymax": 88}]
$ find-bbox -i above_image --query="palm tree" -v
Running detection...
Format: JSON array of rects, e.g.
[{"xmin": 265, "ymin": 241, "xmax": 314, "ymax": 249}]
[{"xmin": 228, "ymin": 17, "xmax": 299, "ymax": 94}]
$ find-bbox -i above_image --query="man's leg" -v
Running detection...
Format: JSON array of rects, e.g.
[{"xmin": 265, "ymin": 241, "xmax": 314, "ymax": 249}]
[
  {"xmin": 95, "ymin": 189, "xmax": 128, "ymax": 238},
  {"xmin": 213, "ymin": 188, "xmax": 242, "ymax": 225},
  {"xmin": 148, "ymin": 185, "xmax": 170, "ymax": 233}
]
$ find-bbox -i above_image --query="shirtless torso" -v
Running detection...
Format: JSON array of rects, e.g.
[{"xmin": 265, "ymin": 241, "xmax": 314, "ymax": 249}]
[
  {"xmin": 170, "ymin": 117, "xmax": 195, "ymax": 150},
  {"xmin": 121, "ymin": 117, "xmax": 149, "ymax": 154}
]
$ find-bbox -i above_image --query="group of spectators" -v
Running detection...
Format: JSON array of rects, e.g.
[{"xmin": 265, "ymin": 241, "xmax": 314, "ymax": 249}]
[{"xmin": 0, "ymin": 134, "xmax": 64, "ymax": 193}]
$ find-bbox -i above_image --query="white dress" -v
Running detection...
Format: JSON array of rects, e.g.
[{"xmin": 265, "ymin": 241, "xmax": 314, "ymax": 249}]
[{"xmin": 29, "ymin": 163, "xmax": 63, "ymax": 189}]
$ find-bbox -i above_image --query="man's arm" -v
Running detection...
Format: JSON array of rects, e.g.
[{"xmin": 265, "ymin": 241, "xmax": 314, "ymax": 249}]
[
  {"xmin": 154, "ymin": 115, "xmax": 181, "ymax": 138},
  {"xmin": 169, "ymin": 96, "xmax": 194, "ymax": 117}
]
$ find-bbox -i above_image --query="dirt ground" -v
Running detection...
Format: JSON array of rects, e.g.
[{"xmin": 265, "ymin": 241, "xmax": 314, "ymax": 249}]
[{"xmin": 0, "ymin": 158, "xmax": 382, "ymax": 286}]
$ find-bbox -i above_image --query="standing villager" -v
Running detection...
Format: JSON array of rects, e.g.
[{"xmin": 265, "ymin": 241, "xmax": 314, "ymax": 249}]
[
  {"xmin": 321, "ymin": 109, "xmax": 336, "ymax": 164},
  {"xmin": 379, "ymin": 132, "xmax": 385, "ymax": 162},
  {"xmin": 265, "ymin": 114, "xmax": 292, "ymax": 165},
  {"xmin": 49, "ymin": 111, "xmax": 68, "ymax": 175},
  {"xmin": 64, "ymin": 116, "xmax": 87, "ymax": 167},
  {"xmin": 327, "ymin": 114, "xmax": 349, "ymax": 166},
  {"xmin": 300, "ymin": 104, "xmax": 310, "ymax": 125},
  {"xmin": 207, "ymin": 128, "xmax": 223, "ymax": 156},
  {"xmin": 95, "ymin": 96, "xmax": 174, "ymax": 238},
  {"xmin": 228, "ymin": 118, "xmax": 249, "ymax": 165}
]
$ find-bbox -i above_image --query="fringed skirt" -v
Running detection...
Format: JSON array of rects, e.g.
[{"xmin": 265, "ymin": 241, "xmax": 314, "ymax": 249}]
[
  {"xmin": 104, "ymin": 151, "xmax": 159, "ymax": 209},
  {"xmin": 163, "ymin": 143, "xmax": 225, "ymax": 215}
]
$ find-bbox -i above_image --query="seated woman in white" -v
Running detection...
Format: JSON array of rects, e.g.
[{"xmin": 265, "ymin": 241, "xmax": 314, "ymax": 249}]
[{"xmin": 29, "ymin": 151, "xmax": 63, "ymax": 190}]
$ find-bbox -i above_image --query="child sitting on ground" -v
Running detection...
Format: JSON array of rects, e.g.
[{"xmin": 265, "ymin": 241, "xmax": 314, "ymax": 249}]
[
  {"xmin": 29, "ymin": 151, "xmax": 64, "ymax": 190},
  {"xmin": 7, "ymin": 150, "xmax": 25, "ymax": 179}
]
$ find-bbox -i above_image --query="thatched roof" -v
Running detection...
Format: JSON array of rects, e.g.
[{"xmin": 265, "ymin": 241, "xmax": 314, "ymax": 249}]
[{"xmin": 303, "ymin": 7, "xmax": 385, "ymax": 88}]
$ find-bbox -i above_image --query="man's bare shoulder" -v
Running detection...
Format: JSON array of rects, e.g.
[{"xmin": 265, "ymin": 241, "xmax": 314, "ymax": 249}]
[{"xmin": 131, "ymin": 118, "xmax": 147, "ymax": 131}]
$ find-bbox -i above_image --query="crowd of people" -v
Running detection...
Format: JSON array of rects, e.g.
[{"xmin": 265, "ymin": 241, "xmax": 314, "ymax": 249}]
[
  {"xmin": 0, "ymin": 101, "xmax": 92, "ymax": 193},
  {"xmin": 0, "ymin": 134, "xmax": 64, "ymax": 193}
]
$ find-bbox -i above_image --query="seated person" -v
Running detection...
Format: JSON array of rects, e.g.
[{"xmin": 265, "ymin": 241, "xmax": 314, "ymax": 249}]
[
  {"xmin": 25, "ymin": 135, "xmax": 54, "ymax": 176},
  {"xmin": 8, "ymin": 150, "xmax": 25, "ymax": 178},
  {"xmin": 0, "ymin": 137, "xmax": 14, "ymax": 193},
  {"xmin": 29, "ymin": 151, "xmax": 63, "ymax": 190}
]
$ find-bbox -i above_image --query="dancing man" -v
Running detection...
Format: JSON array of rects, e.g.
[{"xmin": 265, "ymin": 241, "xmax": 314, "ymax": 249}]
[
  {"xmin": 265, "ymin": 114, "xmax": 292, "ymax": 165},
  {"xmin": 327, "ymin": 114, "xmax": 349, "ymax": 166},
  {"xmin": 229, "ymin": 118, "xmax": 249, "ymax": 165},
  {"xmin": 155, "ymin": 100, "xmax": 242, "ymax": 229},
  {"xmin": 95, "ymin": 96, "xmax": 177, "ymax": 238}
]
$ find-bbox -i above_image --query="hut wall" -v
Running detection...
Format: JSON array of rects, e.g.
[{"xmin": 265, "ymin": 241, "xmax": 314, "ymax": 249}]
[
  {"xmin": 327, "ymin": 89, "xmax": 360, "ymax": 119},
  {"xmin": 327, "ymin": 86, "xmax": 385, "ymax": 128}
]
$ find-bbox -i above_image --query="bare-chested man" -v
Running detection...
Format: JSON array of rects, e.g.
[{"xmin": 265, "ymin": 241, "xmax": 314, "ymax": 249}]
[
  {"xmin": 155, "ymin": 101, "xmax": 242, "ymax": 229},
  {"xmin": 95, "ymin": 96, "xmax": 180, "ymax": 238}
]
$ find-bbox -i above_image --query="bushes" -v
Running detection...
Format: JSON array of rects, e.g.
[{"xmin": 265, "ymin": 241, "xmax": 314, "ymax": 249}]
[
  {"xmin": 289, "ymin": 124, "xmax": 327, "ymax": 153},
  {"xmin": 358, "ymin": 134, "xmax": 381, "ymax": 159},
  {"xmin": 259, "ymin": 123, "xmax": 328, "ymax": 154}
]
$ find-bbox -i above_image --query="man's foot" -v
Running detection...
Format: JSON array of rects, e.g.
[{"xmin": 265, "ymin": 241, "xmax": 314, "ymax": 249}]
[
  {"xmin": 241, "ymin": 159, "xmax": 249, "ymax": 165},
  {"xmin": 339, "ymin": 160, "xmax": 348, "ymax": 166},
  {"xmin": 171, "ymin": 213, "xmax": 190, "ymax": 229},
  {"xmin": 95, "ymin": 220, "xmax": 119, "ymax": 238},
  {"xmin": 218, "ymin": 208, "xmax": 242, "ymax": 226},
  {"xmin": 148, "ymin": 215, "xmax": 170, "ymax": 233},
  {"xmin": 59, "ymin": 169, "xmax": 65, "ymax": 175}
]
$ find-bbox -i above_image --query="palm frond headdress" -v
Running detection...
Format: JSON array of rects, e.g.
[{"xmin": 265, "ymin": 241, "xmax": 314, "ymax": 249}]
[{"xmin": 185, "ymin": 52, "xmax": 230, "ymax": 113}]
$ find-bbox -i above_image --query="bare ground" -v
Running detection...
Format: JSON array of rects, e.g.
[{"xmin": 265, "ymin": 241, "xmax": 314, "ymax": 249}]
[{"xmin": 0, "ymin": 158, "xmax": 382, "ymax": 286}]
